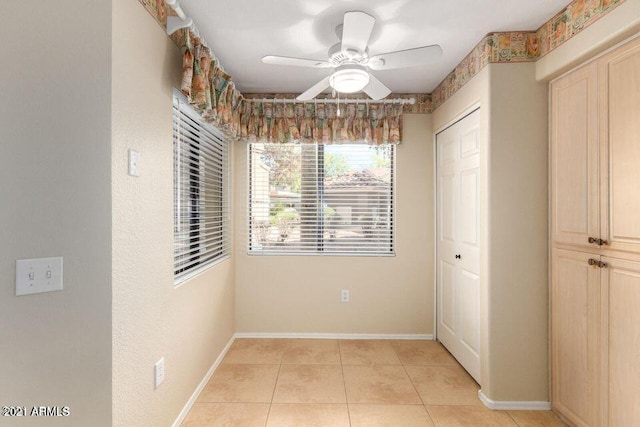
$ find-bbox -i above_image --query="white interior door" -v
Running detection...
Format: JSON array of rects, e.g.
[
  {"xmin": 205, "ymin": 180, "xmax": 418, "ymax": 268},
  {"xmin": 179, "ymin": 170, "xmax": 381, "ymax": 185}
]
[{"xmin": 436, "ymin": 109, "xmax": 481, "ymax": 383}]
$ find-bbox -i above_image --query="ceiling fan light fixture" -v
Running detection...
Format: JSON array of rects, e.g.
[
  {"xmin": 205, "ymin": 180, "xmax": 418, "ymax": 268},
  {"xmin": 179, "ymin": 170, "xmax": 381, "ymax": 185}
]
[{"xmin": 329, "ymin": 65, "xmax": 370, "ymax": 94}]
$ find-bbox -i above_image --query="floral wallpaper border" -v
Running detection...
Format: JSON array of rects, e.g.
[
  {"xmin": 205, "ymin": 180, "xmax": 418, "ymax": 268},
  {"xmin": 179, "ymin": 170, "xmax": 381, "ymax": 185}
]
[
  {"xmin": 430, "ymin": 0, "xmax": 626, "ymax": 111},
  {"xmin": 137, "ymin": 0, "xmax": 626, "ymax": 113}
]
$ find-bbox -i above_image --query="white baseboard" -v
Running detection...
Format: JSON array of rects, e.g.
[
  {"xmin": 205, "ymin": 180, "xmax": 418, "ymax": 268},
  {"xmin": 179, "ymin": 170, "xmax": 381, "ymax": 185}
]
[
  {"xmin": 233, "ymin": 332, "xmax": 434, "ymax": 340},
  {"xmin": 172, "ymin": 335, "xmax": 236, "ymax": 427},
  {"xmin": 478, "ymin": 390, "xmax": 551, "ymax": 411}
]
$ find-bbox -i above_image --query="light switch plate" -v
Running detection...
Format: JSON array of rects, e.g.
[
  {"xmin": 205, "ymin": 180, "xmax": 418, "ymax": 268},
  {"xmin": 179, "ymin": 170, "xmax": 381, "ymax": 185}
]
[
  {"xmin": 128, "ymin": 149, "xmax": 140, "ymax": 177},
  {"xmin": 155, "ymin": 357, "xmax": 165, "ymax": 389},
  {"xmin": 16, "ymin": 257, "xmax": 63, "ymax": 296}
]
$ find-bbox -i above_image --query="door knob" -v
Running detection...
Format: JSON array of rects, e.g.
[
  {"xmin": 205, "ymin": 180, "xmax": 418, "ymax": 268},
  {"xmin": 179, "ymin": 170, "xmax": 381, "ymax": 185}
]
[
  {"xmin": 588, "ymin": 237, "xmax": 598, "ymax": 244},
  {"xmin": 455, "ymin": 254, "xmax": 461, "ymax": 259}
]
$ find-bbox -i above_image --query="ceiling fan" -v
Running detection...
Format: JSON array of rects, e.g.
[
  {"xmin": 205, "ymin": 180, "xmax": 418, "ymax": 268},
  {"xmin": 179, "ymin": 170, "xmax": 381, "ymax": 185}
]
[{"xmin": 262, "ymin": 11, "xmax": 443, "ymax": 101}]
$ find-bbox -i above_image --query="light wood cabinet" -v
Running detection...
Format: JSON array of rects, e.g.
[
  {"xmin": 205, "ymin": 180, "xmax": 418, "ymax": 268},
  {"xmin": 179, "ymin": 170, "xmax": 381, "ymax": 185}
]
[
  {"xmin": 550, "ymin": 35, "xmax": 640, "ymax": 427},
  {"xmin": 599, "ymin": 40, "xmax": 640, "ymax": 255},
  {"xmin": 550, "ymin": 249, "xmax": 601, "ymax": 427},
  {"xmin": 602, "ymin": 257, "xmax": 640, "ymax": 426},
  {"xmin": 550, "ymin": 62, "xmax": 599, "ymax": 250}
]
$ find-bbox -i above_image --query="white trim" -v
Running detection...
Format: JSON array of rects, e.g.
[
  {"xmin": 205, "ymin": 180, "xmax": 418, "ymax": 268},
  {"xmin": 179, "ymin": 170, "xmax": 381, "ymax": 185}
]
[
  {"xmin": 244, "ymin": 97, "xmax": 415, "ymax": 106},
  {"xmin": 171, "ymin": 336, "xmax": 236, "ymax": 427},
  {"xmin": 233, "ymin": 332, "xmax": 434, "ymax": 340},
  {"xmin": 548, "ymin": 31, "xmax": 640, "ymax": 85},
  {"xmin": 433, "ymin": 101, "xmax": 481, "ymax": 343},
  {"xmin": 432, "ymin": 129, "xmax": 438, "ymax": 341},
  {"xmin": 433, "ymin": 102, "xmax": 482, "ymax": 136},
  {"xmin": 478, "ymin": 390, "xmax": 551, "ymax": 411}
]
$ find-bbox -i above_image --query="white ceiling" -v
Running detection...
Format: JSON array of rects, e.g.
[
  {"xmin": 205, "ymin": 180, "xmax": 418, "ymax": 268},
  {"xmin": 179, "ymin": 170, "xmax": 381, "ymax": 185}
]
[{"xmin": 178, "ymin": 0, "xmax": 570, "ymax": 94}]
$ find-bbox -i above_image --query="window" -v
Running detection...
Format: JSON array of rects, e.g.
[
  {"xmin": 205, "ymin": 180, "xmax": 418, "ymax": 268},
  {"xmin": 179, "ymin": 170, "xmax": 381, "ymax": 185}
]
[
  {"xmin": 173, "ymin": 92, "xmax": 230, "ymax": 283},
  {"xmin": 249, "ymin": 143, "xmax": 394, "ymax": 255}
]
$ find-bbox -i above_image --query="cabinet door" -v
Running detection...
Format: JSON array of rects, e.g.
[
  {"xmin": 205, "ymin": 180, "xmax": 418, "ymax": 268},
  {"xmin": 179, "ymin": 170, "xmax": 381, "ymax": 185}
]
[
  {"xmin": 601, "ymin": 257, "xmax": 640, "ymax": 426},
  {"xmin": 599, "ymin": 37, "xmax": 640, "ymax": 254},
  {"xmin": 551, "ymin": 248, "xmax": 601, "ymax": 427},
  {"xmin": 550, "ymin": 62, "xmax": 599, "ymax": 248}
]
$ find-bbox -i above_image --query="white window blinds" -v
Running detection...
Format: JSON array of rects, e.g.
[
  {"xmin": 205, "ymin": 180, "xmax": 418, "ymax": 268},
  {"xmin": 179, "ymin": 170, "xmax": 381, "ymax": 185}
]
[
  {"xmin": 249, "ymin": 143, "xmax": 394, "ymax": 255},
  {"xmin": 173, "ymin": 93, "xmax": 230, "ymax": 283}
]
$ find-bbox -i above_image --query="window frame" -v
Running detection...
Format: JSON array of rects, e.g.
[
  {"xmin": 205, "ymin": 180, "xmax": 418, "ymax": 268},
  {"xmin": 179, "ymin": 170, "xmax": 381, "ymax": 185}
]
[
  {"xmin": 248, "ymin": 142, "xmax": 395, "ymax": 257},
  {"xmin": 173, "ymin": 89, "xmax": 231, "ymax": 285}
]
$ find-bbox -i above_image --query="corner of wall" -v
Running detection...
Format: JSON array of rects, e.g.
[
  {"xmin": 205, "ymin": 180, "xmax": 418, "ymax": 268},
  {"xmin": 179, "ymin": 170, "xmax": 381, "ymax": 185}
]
[
  {"xmin": 486, "ymin": 62, "xmax": 549, "ymax": 402},
  {"xmin": 111, "ymin": 0, "xmax": 236, "ymax": 425}
]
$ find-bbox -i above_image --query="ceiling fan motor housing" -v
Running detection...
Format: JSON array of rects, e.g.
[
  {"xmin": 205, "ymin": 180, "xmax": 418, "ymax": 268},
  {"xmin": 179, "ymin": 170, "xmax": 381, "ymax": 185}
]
[{"xmin": 328, "ymin": 42, "xmax": 368, "ymax": 66}]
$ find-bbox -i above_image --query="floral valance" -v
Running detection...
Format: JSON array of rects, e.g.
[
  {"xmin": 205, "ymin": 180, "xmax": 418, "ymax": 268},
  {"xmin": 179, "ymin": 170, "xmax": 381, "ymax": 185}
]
[
  {"xmin": 236, "ymin": 100, "xmax": 403, "ymax": 145},
  {"xmin": 179, "ymin": 31, "xmax": 403, "ymax": 145},
  {"xmin": 180, "ymin": 31, "xmax": 243, "ymax": 137}
]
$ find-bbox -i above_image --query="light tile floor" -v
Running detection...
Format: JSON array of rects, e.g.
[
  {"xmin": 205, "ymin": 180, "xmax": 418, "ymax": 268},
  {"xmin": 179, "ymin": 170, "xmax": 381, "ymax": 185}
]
[{"xmin": 182, "ymin": 339, "xmax": 567, "ymax": 427}]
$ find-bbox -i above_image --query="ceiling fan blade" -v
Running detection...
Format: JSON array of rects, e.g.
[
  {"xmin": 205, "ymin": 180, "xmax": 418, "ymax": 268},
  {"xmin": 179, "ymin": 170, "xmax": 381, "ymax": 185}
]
[
  {"xmin": 341, "ymin": 11, "xmax": 375, "ymax": 54},
  {"xmin": 368, "ymin": 45, "xmax": 443, "ymax": 70},
  {"xmin": 297, "ymin": 76, "xmax": 331, "ymax": 101},
  {"xmin": 362, "ymin": 74, "xmax": 391, "ymax": 100},
  {"xmin": 262, "ymin": 55, "xmax": 332, "ymax": 68}
]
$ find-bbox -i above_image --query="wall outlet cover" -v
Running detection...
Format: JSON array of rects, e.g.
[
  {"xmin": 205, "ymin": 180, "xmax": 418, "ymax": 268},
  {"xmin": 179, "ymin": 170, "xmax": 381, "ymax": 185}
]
[
  {"xmin": 154, "ymin": 357, "xmax": 165, "ymax": 389},
  {"xmin": 341, "ymin": 289, "xmax": 350, "ymax": 303}
]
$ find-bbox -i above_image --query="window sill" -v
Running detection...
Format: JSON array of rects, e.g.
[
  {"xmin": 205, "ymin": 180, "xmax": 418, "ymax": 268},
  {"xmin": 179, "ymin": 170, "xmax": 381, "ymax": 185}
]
[{"xmin": 174, "ymin": 254, "xmax": 231, "ymax": 288}]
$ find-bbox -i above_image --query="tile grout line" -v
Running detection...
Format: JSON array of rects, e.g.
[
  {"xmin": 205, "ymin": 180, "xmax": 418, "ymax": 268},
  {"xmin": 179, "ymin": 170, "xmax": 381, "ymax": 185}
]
[
  {"xmin": 264, "ymin": 339, "xmax": 287, "ymax": 427},
  {"xmin": 392, "ymin": 342, "xmax": 438, "ymax": 426},
  {"xmin": 337, "ymin": 339, "xmax": 353, "ymax": 427},
  {"xmin": 189, "ymin": 338, "xmax": 557, "ymax": 426},
  {"xmin": 505, "ymin": 410, "xmax": 522, "ymax": 427}
]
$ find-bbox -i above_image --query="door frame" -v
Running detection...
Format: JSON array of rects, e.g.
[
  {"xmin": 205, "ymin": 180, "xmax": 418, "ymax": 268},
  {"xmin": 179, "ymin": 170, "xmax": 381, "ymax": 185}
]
[{"xmin": 432, "ymin": 102, "xmax": 481, "ymax": 345}]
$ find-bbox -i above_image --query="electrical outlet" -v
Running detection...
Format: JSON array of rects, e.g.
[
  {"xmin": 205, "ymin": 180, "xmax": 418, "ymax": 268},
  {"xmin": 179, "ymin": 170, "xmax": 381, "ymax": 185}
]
[
  {"xmin": 341, "ymin": 289, "xmax": 350, "ymax": 303},
  {"xmin": 154, "ymin": 357, "xmax": 165, "ymax": 389}
]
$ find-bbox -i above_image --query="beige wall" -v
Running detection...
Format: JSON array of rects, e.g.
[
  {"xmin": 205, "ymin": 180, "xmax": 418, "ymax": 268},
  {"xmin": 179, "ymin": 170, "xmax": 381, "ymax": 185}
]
[
  {"xmin": 234, "ymin": 114, "xmax": 434, "ymax": 335},
  {"xmin": 8, "ymin": 0, "xmax": 637, "ymax": 420},
  {"xmin": 111, "ymin": 0, "xmax": 235, "ymax": 425},
  {"xmin": 0, "ymin": 1, "xmax": 113, "ymax": 425},
  {"xmin": 536, "ymin": 0, "xmax": 640, "ymax": 81},
  {"xmin": 486, "ymin": 63, "xmax": 549, "ymax": 402},
  {"xmin": 433, "ymin": 63, "xmax": 549, "ymax": 402}
]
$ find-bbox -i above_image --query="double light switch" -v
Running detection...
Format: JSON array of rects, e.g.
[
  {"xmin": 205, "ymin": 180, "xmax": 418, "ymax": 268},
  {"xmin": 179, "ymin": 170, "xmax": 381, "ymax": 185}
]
[{"xmin": 16, "ymin": 257, "xmax": 63, "ymax": 296}]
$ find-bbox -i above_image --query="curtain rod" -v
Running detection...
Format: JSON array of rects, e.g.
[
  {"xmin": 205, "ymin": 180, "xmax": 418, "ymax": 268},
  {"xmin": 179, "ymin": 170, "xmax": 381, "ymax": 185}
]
[
  {"xmin": 166, "ymin": 0, "xmax": 194, "ymax": 36},
  {"xmin": 166, "ymin": 0, "xmax": 220, "ymax": 69},
  {"xmin": 244, "ymin": 97, "xmax": 415, "ymax": 105}
]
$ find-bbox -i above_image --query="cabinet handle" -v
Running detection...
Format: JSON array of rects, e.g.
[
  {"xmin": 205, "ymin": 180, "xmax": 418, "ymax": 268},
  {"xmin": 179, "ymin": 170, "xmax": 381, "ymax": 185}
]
[
  {"xmin": 588, "ymin": 237, "xmax": 608, "ymax": 246},
  {"xmin": 455, "ymin": 254, "xmax": 461, "ymax": 259},
  {"xmin": 587, "ymin": 258, "xmax": 608, "ymax": 268}
]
